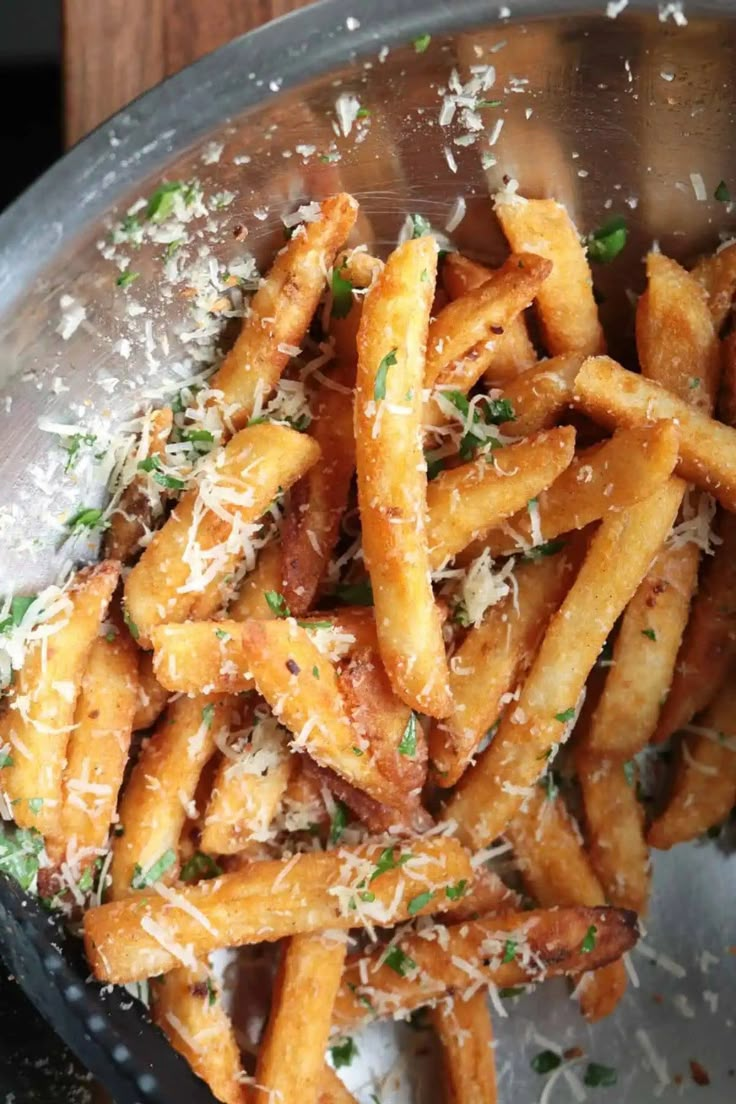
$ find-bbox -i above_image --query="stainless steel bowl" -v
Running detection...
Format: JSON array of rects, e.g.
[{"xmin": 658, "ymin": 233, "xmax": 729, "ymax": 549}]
[{"xmin": 1, "ymin": 1, "xmax": 735, "ymax": 1100}]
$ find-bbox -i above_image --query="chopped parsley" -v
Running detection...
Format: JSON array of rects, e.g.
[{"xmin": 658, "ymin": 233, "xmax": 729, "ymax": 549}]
[
  {"xmin": 410, "ymin": 213, "xmax": 432, "ymax": 238},
  {"xmin": 183, "ymin": 428, "xmax": 215, "ymax": 446},
  {"xmin": 584, "ymin": 1063, "xmax": 617, "ymax": 1087},
  {"xmin": 330, "ymin": 1036, "xmax": 358, "ymax": 1069},
  {"xmin": 130, "ymin": 849, "xmax": 176, "ymax": 890},
  {"xmin": 398, "ymin": 714, "xmax": 417, "ymax": 757},
  {"xmin": 330, "ymin": 801, "xmax": 349, "ymax": 845},
  {"xmin": 215, "ymin": 629, "xmax": 230, "ymax": 642},
  {"xmin": 524, "ymin": 539, "xmax": 566, "ymax": 561},
  {"xmin": 0, "ymin": 595, "xmax": 36, "ymax": 635},
  {"xmin": 641, "ymin": 628, "xmax": 657, "ymax": 641},
  {"xmin": 382, "ymin": 946, "xmax": 417, "ymax": 977},
  {"xmin": 445, "ymin": 879, "xmax": 468, "ymax": 901},
  {"xmin": 424, "ymin": 449, "xmax": 447, "ymax": 481},
  {"xmin": 137, "ymin": 454, "xmax": 186, "ymax": 491},
  {"xmin": 586, "ymin": 215, "xmax": 627, "ymax": 264},
  {"xmin": 352, "ymin": 746, "xmax": 364, "ymax": 756},
  {"xmin": 499, "ymin": 987, "xmax": 525, "ymax": 998},
  {"xmin": 61, "ymin": 432, "xmax": 96, "ymax": 472},
  {"xmin": 331, "ymin": 266, "xmax": 353, "ymax": 319},
  {"xmin": 201, "ymin": 703, "xmax": 215, "ymax": 728},
  {"xmin": 531, "ymin": 1050, "xmax": 562, "ymax": 1075},
  {"xmin": 477, "ymin": 98, "xmax": 503, "ymax": 107},
  {"xmin": 66, "ymin": 507, "xmax": 106, "ymax": 532},
  {"xmin": 206, "ymin": 976, "xmax": 217, "ymax": 1007},
  {"xmin": 0, "ymin": 752, "xmax": 13, "ymax": 769},
  {"xmin": 312, "ymin": 665, "xmax": 320, "ymax": 679},
  {"xmin": 264, "ymin": 591, "xmax": 291, "ymax": 618},
  {"xmin": 374, "ymin": 348, "xmax": 398, "ymax": 401},
  {"xmin": 116, "ymin": 270, "xmax": 140, "ymax": 289},
  {"xmin": 715, "ymin": 180, "xmax": 731, "ymax": 203},
  {"xmin": 407, "ymin": 890, "xmax": 433, "ymax": 916},
  {"xmin": 413, "ymin": 33, "xmax": 431, "ymax": 53},
  {"xmin": 0, "ymin": 826, "xmax": 44, "ymax": 891},
  {"xmin": 369, "ymin": 847, "xmax": 411, "ymax": 883},
  {"xmin": 555, "ymin": 707, "xmax": 576, "ymax": 723},
  {"xmin": 356, "ymin": 107, "xmax": 371, "ymax": 119},
  {"xmin": 502, "ymin": 939, "xmax": 517, "ymax": 964},
  {"xmin": 27, "ymin": 798, "xmax": 43, "ymax": 815},
  {"xmin": 78, "ymin": 861, "xmax": 98, "ymax": 894},
  {"xmin": 146, "ymin": 181, "xmax": 187, "ymax": 222},
  {"xmin": 623, "ymin": 760, "xmax": 636, "ymax": 787},
  {"xmin": 180, "ymin": 851, "xmax": 223, "ymax": 882},
  {"xmin": 441, "ymin": 390, "xmax": 514, "ymax": 460},
  {"xmin": 580, "ymin": 924, "xmax": 598, "ymax": 954},
  {"xmin": 123, "ymin": 609, "xmax": 140, "ymax": 641},
  {"xmin": 540, "ymin": 771, "xmax": 559, "ymax": 801},
  {"xmin": 334, "ymin": 580, "xmax": 373, "ymax": 606}
]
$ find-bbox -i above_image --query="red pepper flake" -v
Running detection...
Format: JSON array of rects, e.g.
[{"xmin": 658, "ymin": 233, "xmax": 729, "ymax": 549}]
[
  {"xmin": 564, "ymin": 1047, "xmax": 584, "ymax": 1060},
  {"xmin": 690, "ymin": 1060, "xmax": 710, "ymax": 1087}
]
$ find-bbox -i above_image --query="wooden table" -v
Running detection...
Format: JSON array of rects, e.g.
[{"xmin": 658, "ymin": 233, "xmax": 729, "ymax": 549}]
[{"xmin": 63, "ymin": 0, "xmax": 313, "ymax": 146}]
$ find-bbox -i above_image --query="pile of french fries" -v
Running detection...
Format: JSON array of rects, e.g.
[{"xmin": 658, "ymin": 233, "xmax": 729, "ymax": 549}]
[{"xmin": 3, "ymin": 186, "xmax": 736, "ymax": 1104}]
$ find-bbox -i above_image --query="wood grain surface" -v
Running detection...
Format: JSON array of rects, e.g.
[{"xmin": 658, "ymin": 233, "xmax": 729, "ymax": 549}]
[{"xmin": 63, "ymin": 0, "xmax": 312, "ymax": 146}]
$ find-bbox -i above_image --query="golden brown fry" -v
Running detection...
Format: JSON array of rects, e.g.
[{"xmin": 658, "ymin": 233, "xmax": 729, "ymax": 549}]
[
  {"xmin": 84, "ymin": 838, "xmax": 472, "ymax": 982},
  {"xmin": 442, "ymin": 865, "xmax": 521, "ymax": 922},
  {"xmin": 105, "ymin": 408, "xmax": 173, "ymax": 562},
  {"xmin": 132, "ymin": 650, "xmax": 170, "ymax": 732},
  {"xmin": 355, "ymin": 236, "xmax": 450, "ymax": 717},
  {"xmin": 432, "ymin": 991, "xmax": 498, "ymax": 1104},
  {"xmin": 228, "ymin": 540, "xmax": 284, "ymax": 621},
  {"xmin": 498, "ymin": 353, "xmax": 584, "ymax": 438},
  {"xmin": 655, "ymin": 510, "xmax": 736, "ymax": 743},
  {"xmin": 0, "ymin": 562, "xmax": 119, "ymax": 852},
  {"xmin": 150, "ymin": 962, "xmax": 248, "ymax": 1104},
  {"xmin": 495, "ymin": 196, "xmax": 605, "ymax": 356},
  {"xmin": 441, "ymin": 478, "xmax": 685, "ymax": 846},
  {"xmin": 430, "ymin": 551, "xmax": 575, "ymax": 788},
  {"xmin": 109, "ymin": 694, "xmax": 230, "ymax": 899},
  {"xmin": 649, "ymin": 673, "xmax": 736, "ymax": 849},
  {"xmin": 475, "ymin": 424, "xmax": 680, "ymax": 558},
  {"xmin": 209, "ymin": 193, "xmax": 358, "ymax": 429},
  {"xmin": 441, "ymin": 253, "xmax": 537, "ymax": 384},
  {"xmin": 253, "ymin": 933, "xmax": 347, "ymax": 1104},
  {"xmin": 124, "ymin": 424, "xmax": 320, "ymax": 646},
  {"xmin": 573, "ymin": 356, "xmax": 736, "ymax": 511},
  {"xmin": 333, "ymin": 905, "xmax": 638, "ymax": 1028},
  {"xmin": 425, "ymin": 427, "xmax": 576, "ymax": 568},
  {"xmin": 318, "ymin": 1066, "xmax": 359, "ymax": 1104},
  {"xmin": 302, "ymin": 758, "xmax": 431, "ymax": 836},
  {"xmin": 691, "ymin": 240, "xmax": 736, "ymax": 332},
  {"xmin": 61, "ymin": 627, "xmax": 139, "ymax": 862}
]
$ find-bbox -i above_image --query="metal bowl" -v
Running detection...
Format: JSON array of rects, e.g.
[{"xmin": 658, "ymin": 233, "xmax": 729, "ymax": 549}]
[{"xmin": 1, "ymin": 1, "xmax": 735, "ymax": 1100}]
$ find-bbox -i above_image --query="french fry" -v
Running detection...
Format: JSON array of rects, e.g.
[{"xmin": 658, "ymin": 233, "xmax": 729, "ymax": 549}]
[
  {"xmin": 109, "ymin": 694, "xmax": 230, "ymax": 899},
  {"xmin": 441, "ymin": 252, "xmax": 537, "ymax": 384},
  {"xmin": 333, "ymin": 905, "xmax": 638, "ymax": 1028},
  {"xmin": 0, "ymin": 562, "xmax": 119, "ymax": 851},
  {"xmin": 105, "ymin": 407, "xmax": 173, "ymax": 562},
  {"xmin": 442, "ymin": 865, "xmax": 521, "ymax": 921},
  {"xmin": 302, "ymin": 758, "xmax": 432, "ymax": 836},
  {"xmin": 133, "ymin": 650, "xmax": 171, "ymax": 731},
  {"xmin": 209, "ymin": 193, "xmax": 358, "ymax": 429},
  {"xmin": 573, "ymin": 355, "xmax": 736, "ymax": 511},
  {"xmin": 441, "ymin": 478, "xmax": 685, "ymax": 846},
  {"xmin": 253, "ymin": 933, "xmax": 347, "ymax": 1104},
  {"xmin": 355, "ymin": 236, "xmax": 450, "ymax": 716},
  {"xmin": 430, "ymin": 551, "xmax": 575, "ymax": 787},
  {"xmin": 124, "ymin": 424, "xmax": 320, "ymax": 646},
  {"xmin": 576, "ymin": 753, "xmax": 650, "ymax": 915},
  {"xmin": 227, "ymin": 540, "xmax": 284, "ymax": 621},
  {"xmin": 495, "ymin": 195, "xmax": 605, "ymax": 356},
  {"xmin": 432, "ymin": 991, "xmax": 498, "ymax": 1104},
  {"xmin": 318, "ymin": 1066, "xmax": 359, "ymax": 1104},
  {"xmin": 84, "ymin": 839, "xmax": 472, "ymax": 982},
  {"xmin": 150, "ymin": 962, "xmax": 248, "ymax": 1104},
  {"xmin": 648, "ymin": 673, "xmax": 736, "ymax": 849},
  {"xmin": 61, "ymin": 626, "xmax": 139, "ymax": 864},
  {"xmin": 505, "ymin": 790, "xmax": 628, "ymax": 1023},
  {"xmin": 425, "ymin": 427, "xmax": 576, "ymax": 568},
  {"xmin": 721, "ymin": 330, "xmax": 736, "ymax": 426},
  {"xmin": 474, "ymin": 424, "xmax": 680, "ymax": 558},
  {"xmin": 497, "ymin": 353, "xmax": 584, "ymax": 438},
  {"xmin": 691, "ymin": 240, "xmax": 736, "ymax": 332}
]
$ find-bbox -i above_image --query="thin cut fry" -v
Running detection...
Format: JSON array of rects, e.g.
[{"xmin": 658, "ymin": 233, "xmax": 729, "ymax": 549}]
[
  {"xmin": 495, "ymin": 195, "xmax": 605, "ymax": 356},
  {"xmin": 133, "ymin": 651, "xmax": 170, "ymax": 731},
  {"xmin": 425, "ymin": 427, "xmax": 576, "ymax": 568},
  {"xmin": 109, "ymin": 694, "xmax": 230, "ymax": 899},
  {"xmin": 355, "ymin": 236, "xmax": 450, "ymax": 716},
  {"xmin": 691, "ymin": 240, "xmax": 736, "ymax": 332},
  {"xmin": 61, "ymin": 626, "xmax": 139, "ymax": 864},
  {"xmin": 228, "ymin": 540, "xmax": 284, "ymax": 621},
  {"xmin": 648, "ymin": 673, "xmax": 736, "ymax": 849},
  {"xmin": 209, "ymin": 193, "xmax": 358, "ymax": 429},
  {"xmin": 573, "ymin": 355, "xmax": 736, "ymax": 511},
  {"xmin": 0, "ymin": 562, "xmax": 119, "ymax": 851},
  {"xmin": 124, "ymin": 424, "xmax": 320, "ymax": 646},
  {"xmin": 150, "ymin": 962, "xmax": 247, "ymax": 1104},
  {"xmin": 83, "ymin": 838, "xmax": 472, "ymax": 982},
  {"xmin": 430, "ymin": 551, "xmax": 575, "ymax": 787},
  {"xmin": 432, "ymin": 991, "xmax": 497, "ymax": 1104},
  {"xmin": 441, "ymin": 478, "xmax": 685, "ymax": 846},
  {"xmin": 333, "ymin": 905, "xmax": 638, "ymax": 1028},
  {"xmin": 253, "ymin": 934, "xmax": 347, "ymax": 1104},
  {"xmin": 497, "ymin": 353, "xmax": 584, "ymax": 438},
  {"xmin": 105, "ymin": 407, "xmax": 173, "ymax": 562}
]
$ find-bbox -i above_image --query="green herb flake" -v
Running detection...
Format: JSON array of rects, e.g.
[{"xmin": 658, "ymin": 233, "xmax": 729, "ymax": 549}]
[
  {"xmin": 407, "ymin": 890, "xmax": 434, "ymax": 916},
  {"xmin": 264, "ymin": 591, "xmax": 291, "ymax": 618},
  {"xmin": 398, "ymin": 713, "xmax": 418, "ymax": 757},
  {"xmin": 180, "ymin": 851, "xmax": 223, "ymax": 883},
  {"xmin": 116, "ymin": 270, "xmax": 140, "ymax": 289},
  {"xmin": 586, "ymin": 215, "xmax": 628, "ymax": 264},
  {"xmin": 0, "ymin": 595, "xmax": 36, "ymax": 635},
  {"xmin": 689, "ymin": 377, "xmax": 701, "ymax": 390},
  {"xmin": 123, "ymin": 609, "xmax": 140, "ymax": 641},
  {"xmin": 555, "ymin": 707, "xmax": 576, "ymax": 723},
  {"xmin": 581, "ymin": 924, "xmax": 598, "ymax": 954},
  {"xmin": 641, "ymin": 628, "xmax": 657, "ymax": 641},
  {"xmin": 413, "ymin": 33, "xmax": 431, "ymax": 53},
  {"xmin": 584, "ymin": 1062, "xmax": 617, "ymax": 1088},
  {"xmin": 445, "ymin": 879, "xmax": 468, "ymax": 901},
  {"xmin": 312, "ymin": 665, "xmax": 320, "ymax": 679},
  {"xmin": 183, "ymin": 429, "xmax": 215, "ymax": 445},
  {"xmin": 374, "ymin": 348, "xmax": 398, "ymax": 401},
  {"xmin": 524, "ymin": 539, "xmax": 566, "ymax": 561},
  {"xmin": 425, "ymin": 450, "xmax": 446, "ymax": 481},
  {"xmin": 502, "ymin": 939, "xmax": 517, "ymax": 964},
  {"xmin": 330, "ymin": 801, "xmax": 349, "ymax": 845},
  {"xmin": 356, "ymin": 107, "xmax": 371, "ymax": 119},
  {"xmin": 331, "ymin": 266, "xmax": 354, "ymax": 319},
  {"xmin": 382, "ymin": 946, "xmax": 417, "ymax": 977},
  {"xmin": 623, "ymin": 760, "xmax": 636, "ymax": 787},
  {"xmin": 477, "ymin": 98, "xmax": 503, "ymax": 107},
  {"xmin": 352, "ymin": 746, "xmax": 364, "ymax": 756},
  {"xmin": 0, "ymin": 752, "xmax": 13, "ymax": 769},
  {"xmin": 130, "ymin": 848, "xmax": 176, "ymax": 890},
  {"xmin": 146, "ymin": 181, "xmax": 185, "ymax": 222},
  {"xmin": 137, "ymin": 454, "xmax": 186, "ymax": 491},
  {"xmin": 531, "ymin": 1050, "xmax": 562, "ymax": 1075},
  {"xmin": 715, "ymin": 180, "xmax": 731, "ymax": 203},
  {"xmin": 215, "ymin": 629, "xmax": 230, "ymax": 642},
  {"xmin": 61, "ymin": 432, "xmax": 97, "ymax": 472},
  {"xmin": 206, "ymin": 976, "xmax": 217, "ymax": 1007},
  {"xmin": 0, "ymin": 826, "xmax": 44, "ymax": 891},
  {"xmin": 410, "ymin": 213, "xmax": 432, "ymax": 238},
  {"xmin": 499, "ymin": 986, "xmax": 525, "ymax": 998},
  {"xmin": 78, "ymin": 864, "xmax": 96, "ymax": 894},
  {"xmin": 66, "ymin": 507, "xmax": 106, "ymax": 532},
  {"xmin": 27, "ymin": 798, "xmax": 44, "ymax": 815},
  {"xmin": 334, "ymin": 580, "xmax": 373, "ymax": 606},
  {"xmin": 330, "ymin": 1036, "xmax": 358, "ymax": 1069},
  {"xmin": 369, "ymin": 846, "xmax": 411, "ymax": 883},
  {"xmin": 540, "ymin": 770, "xmax": 559, "ymax": 802},
  {"xmin": 201, "ymin": 704, "xmax": 215, "ymax": 728}
]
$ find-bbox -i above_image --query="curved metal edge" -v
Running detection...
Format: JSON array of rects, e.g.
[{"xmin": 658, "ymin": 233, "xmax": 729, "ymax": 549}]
[{"xmin": 0, "ymin": 875, "xmax": 217, "ymax": 1104}]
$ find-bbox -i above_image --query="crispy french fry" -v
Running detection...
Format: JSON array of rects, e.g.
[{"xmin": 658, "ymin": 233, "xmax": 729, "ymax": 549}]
[
  {"xmin": 133, "ymin": 650, "xmax": 170, "ymax": 731},
  {"xmin": 253, "ymin": 933, "xmax": 347, "ymax": 1104},
  {"xmin": 582, "ymin": 540, "xmax": 698, "ymax": 759},
  {"xmin": 655, "ymin": 510, "xmax": 736, "ymax": 743},
  {"xmin": 333, "ymin": 905, "xmax": 638, "ymax": 1028},
  {"xmin": 150, "ymin": 962, "xmax": 247, "ymax": 1104},
  {"xmin": 201, "ymin": 709, "xmax": 292, "ymax": 855},
  {"xmin": 430, "ymin": 551, "xmax": 575, "ymax": 787},
  {"xmin": 355, "ymin": 236, "xmax": 450, "ymax": 717},
  {"xmin": 228, "ymin": 540, "xmax": 284, "ymax": 621},
  {"xmin": 441, "ymin": 478, "xmax": 685, "ymax": 846},
  {"xmin": 576, "ymin": 753, "xmax": 650, "ymax": 915},
  {"xmin": 495, "ymin": 196, "xmax": 605, "ymax": 356},
  {"xmin": 573, "ymin": 356, "xmax": 736, "ymax": 511},
  {"xmin": 691, "ymin": 240, "xmax": 736, "ymax": 332},
  {"xmin": 474, "ymin": 424, "xmax": 680, "ymax": 558},
  {"xmin": 497, "ymin": 353, "xmax": 584, "ymax": 438},
  {"xmin": 505, "ymin": 790, "xmax": 628, "ymax": 1023},
  {"xmin": 124, "ymin": 424, "xmax": 320, "ymax": 646},
  {"xmin": 105, "ymin": 407, "xmax": 173, "ymax": 562},
  {"xmin": 0, "ymin": 562, "xmax": 119, "ymax": 850},
  {"xmin": 84, "ymin": 839, "xmax": 472, "ymax": 982},
  {"xmin": 318, "ymin": 1066, "xmax": 359, "ymax": 1104},
  {"xmin": 649, "ymin": 674, "xmax": 736, "ymax": 849},
  {"xmin": 209, "ymin": 193, "xmax": 358, "ymax": 429},
  {"xmin": 109, "ymin": 694, "xmax": 230, "ymax": 899},
  {"xmin": 636, "ymin": 253, "xmax": 720, "ymax": 410},
  {"xmin": 432, "ymin": 991, "xmax": 497, "ymax": 1104},
  {"xmin": 61, "ymin": 626, "xmax": 139, "ymax": 863},
  {"xmin": 302, "ymin": 757, "xmax": 432, "ymax": 836},
  {"xmin": 441, "ymin": 253, "xmax": 537, "ymax": 384},
  {"xmin": 425, "ymin": 427, "xmax": 576, "ymax": 568}
]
